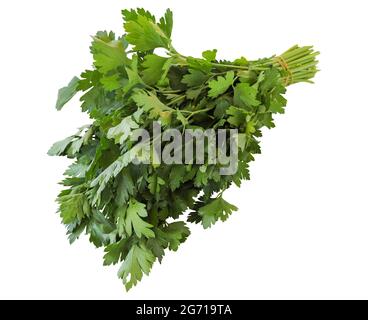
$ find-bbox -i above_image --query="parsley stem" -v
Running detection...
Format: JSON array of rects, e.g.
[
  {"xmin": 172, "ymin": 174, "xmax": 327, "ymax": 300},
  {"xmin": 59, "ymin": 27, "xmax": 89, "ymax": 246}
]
[{"xmin": 170, "ymin": 45, "xmax": 319, "ymax": 85}]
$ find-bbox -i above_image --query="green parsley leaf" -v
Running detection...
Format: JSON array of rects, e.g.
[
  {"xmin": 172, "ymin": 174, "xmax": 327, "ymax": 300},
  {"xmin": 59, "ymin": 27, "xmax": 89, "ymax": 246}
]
[
  {"xmin": 55, "ymin": 77, "xmax": 79, "ymax": 110},
  {"xmin": 158, "ymin": 9, "xmax": 174, "ymax": 38},
  {"xmin": 118, "ymin": 243, "xmax": 156, "ymax": 291},
  {"xmin": 48, "ymin": 136, "xmax": 75, "ymax": 156},
  {"xmin": 132, "ymin": 89, "xmax": 172, "ymax": 119},
  {"xmin": 160, "ymin": 221, "xmax": 190, "ymax": 251},
  {"xmin": 103, "ymin": 238, "xmax": 130, "ymax": 266},
  {"xmin": 115, "ymin": 170, "xmax": 135, "ymax": 207},
  {"xmin": 226, "ymin": 106, "xmax": 247, "ymax": 127},
  {"xmin": 100, "ymin": 74, "xmax": 121, "ymax": 91},
  {"xmin": 58, "ymin": 193, "xmax": 90, "ymax": 224},
  {"xmin": 124, "ymin": 12, "xmax": 170, "ymax": 51},
  {"xmin": 233, "ymin": 82, "xmax": 260, "ymax": 108},
  {"xmin": 107, "ymin": 116, "xmax": 139, "ymax": 145},
  {"xmin": 141, "ymin": 54, "xmax": 168, "ymax": 86},
  {"xmin": 198, "ymin": 197, "xmax": 238, "ymax": 229},
  {"xmin": 125, "ymin": 199, "xmax": 155, "ymax": 238},
  {"xmin": 91, "ymin": 37, "xmax": 128, "ymax": 73},
  {"xmin": 182, "ymin": 69, "xmax": 208, "ymax": 87},
  {"xmin": 202, "ymin": 49, "xmax": 217, "ymax": 62},
  {"xmin": 208, "ymin": 71, "xmax": 234, "ymax": 98}
]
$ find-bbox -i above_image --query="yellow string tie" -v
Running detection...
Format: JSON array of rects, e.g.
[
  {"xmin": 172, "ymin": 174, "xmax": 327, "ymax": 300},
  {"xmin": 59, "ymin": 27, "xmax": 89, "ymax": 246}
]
[{"xmin": 275, "ymin": 56, "xmax": 293, "ymax": 86}]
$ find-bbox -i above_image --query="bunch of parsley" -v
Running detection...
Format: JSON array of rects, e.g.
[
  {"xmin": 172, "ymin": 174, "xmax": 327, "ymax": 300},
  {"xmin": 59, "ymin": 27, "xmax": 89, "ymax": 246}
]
[{"xmin": 49, "ymin": 8, "xmax": 319, "ymax": 290}]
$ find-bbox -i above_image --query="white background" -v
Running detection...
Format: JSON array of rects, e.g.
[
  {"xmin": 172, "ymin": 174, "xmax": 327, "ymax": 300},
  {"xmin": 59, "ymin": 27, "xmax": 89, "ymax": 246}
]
[{"xmin": 0, "ymin": 0, "xmax": 367, "ymax": 300}]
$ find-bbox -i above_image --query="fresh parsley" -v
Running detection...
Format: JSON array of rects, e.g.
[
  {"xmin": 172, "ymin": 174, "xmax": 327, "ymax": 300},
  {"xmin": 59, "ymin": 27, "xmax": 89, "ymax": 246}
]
[{"xmin": 49, "ymin": 8, "xmax": 319, "ymax": 291}]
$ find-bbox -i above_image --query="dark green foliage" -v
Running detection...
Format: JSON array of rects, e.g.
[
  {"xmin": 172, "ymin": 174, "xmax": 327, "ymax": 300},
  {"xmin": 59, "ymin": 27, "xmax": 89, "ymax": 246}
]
[{"xmin": 49, "ymin": 8, "xmax": 318, "ymax": 290}]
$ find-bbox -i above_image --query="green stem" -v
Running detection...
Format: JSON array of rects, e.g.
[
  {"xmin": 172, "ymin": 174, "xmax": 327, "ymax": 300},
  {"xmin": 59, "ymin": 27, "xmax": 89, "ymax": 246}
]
[
  {"xmin": 180, "ymin": 106, "xmax": 214, "ymax": 115},
  {"xmin": 169, "ymin": 45, "xmax": 319, "ymax": 86}
]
